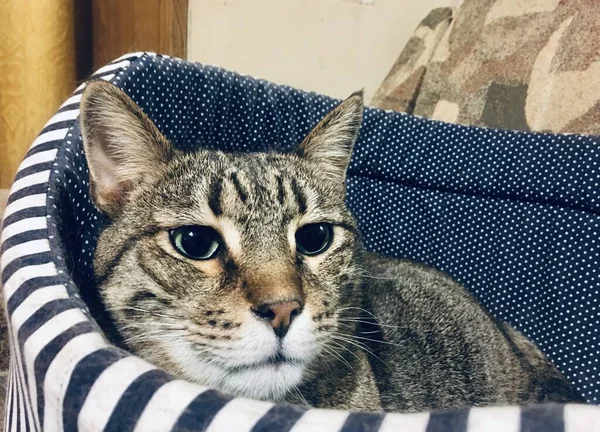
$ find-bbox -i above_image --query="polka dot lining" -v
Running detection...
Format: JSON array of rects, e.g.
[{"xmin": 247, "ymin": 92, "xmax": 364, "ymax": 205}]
[{"xmin": 48, "ymin": 54, "xmax": 598, "ymax": 403}]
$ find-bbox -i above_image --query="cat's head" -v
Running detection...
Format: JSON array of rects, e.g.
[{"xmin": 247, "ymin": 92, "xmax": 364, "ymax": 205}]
[{"xmin": 80, "ymin": 80, "xmax": 364, "ymax": 401}]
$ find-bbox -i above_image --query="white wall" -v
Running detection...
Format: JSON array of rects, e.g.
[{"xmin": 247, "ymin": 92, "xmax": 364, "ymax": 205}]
[{"xmin": 188, "ymin": 0, "xmax": 461, "ymax": 101}]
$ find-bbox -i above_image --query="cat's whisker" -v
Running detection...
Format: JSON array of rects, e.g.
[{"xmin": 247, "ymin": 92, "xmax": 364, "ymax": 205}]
[
  {"xmin": 124, "ymin": 332, "xmax": 166, "ymax": 343},
  {"xmin": 338, "ymin": 331, "xmax": 404, "ymax": 349},
  {"xmin": 335, "ymin": 306, "xmax": 378, "ymax": 319},
  {"xmin": 330, "ymin": 330, "xmax": 373, "ymax": 352},
  {"xmin": 106, "ymin": 305, "xmax": 182, "ymax": 320},
  {"xmin": 189, "ymin": 347, "xmax": 216, "ymax": 357},
  {"xmin": 358, "ymin": 274, "xmax": 398, "ymax": 281},
  {"xmin": 327, "ymin": 341, "xmax": 356, "ymax": 372},
  {"xmin": 291, "ymin": 383, "xmax": 311, "ymax": 407},
  {"xmin": 123, "ymin": 327, "xmax": 188, "ymax": 339},
  {"xmin": 319, "ymin": 343, "xmax": 355, "ymax": 373},
  {"xmin": 119, "ymin": 322, "xmax": 185, "ymax": 331},
  {"xmin": 355, "ymin": 266, "xmax": 399, "ymax": 280},
  {"xmin": 357, "ymin": 329, "xmax": 383, "ymax": 335},
  {"xmin": 327, "ymin": 339, "xmax": 362, "ymax": 363},
  {"xmin": 337, "ymin": 317, "xmax": 402, "ymax": 330},
  {"xmin": 334, "ymin": 322, "xmax": 372, "ymax": 334},
  {"xmin": 162, "ymin": 337, "xmax": 202, "ymax": 350},
  {"xmin": 316, "ymin": 352, "xmax": 334, "ymax": 377},
  {"xmin": 126, "ymin": 333, "xmax": 190, "ymax": 345},
  {"xmin": 151, "ymin": 322, "xmax": 187, "ymax": 329},
  {"xmin": 330, "ymin": 332, "xmax": 388, "ymax": 368}
]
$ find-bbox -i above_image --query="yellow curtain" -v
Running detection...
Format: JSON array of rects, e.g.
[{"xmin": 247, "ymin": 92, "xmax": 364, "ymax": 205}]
[{"xmin": 0, "ymin": 0, "xmax": 76, "ymax": 189}]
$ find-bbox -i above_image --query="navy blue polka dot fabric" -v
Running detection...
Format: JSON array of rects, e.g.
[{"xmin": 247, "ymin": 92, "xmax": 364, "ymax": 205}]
[{"xmin": 52, "ymin": 54, "xmax": 598, "ymax": 403}]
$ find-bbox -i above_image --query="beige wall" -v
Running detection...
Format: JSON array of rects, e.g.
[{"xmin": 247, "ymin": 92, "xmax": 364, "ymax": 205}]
[{"xmin": 187, "ymin": 0, "xmax": 460, "ymax": 102}]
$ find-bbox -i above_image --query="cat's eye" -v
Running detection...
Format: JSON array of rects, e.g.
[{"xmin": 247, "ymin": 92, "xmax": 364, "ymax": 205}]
[
  {"xmin": 169, "ymin": 226, "xmax": 222, "ymax": 260},
  {"xmin": 295, "ymin": 223, "xmax": 333, "ymax": 256}
]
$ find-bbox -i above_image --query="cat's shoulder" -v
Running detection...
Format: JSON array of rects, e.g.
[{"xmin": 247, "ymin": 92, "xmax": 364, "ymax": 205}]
[
  {"xmin": 361, "ymin": 251, "xmax": 463, "ymax": 289},
  {"xmin": 359, "ymin": 251, "xmax": 481, "ymax": 315}
]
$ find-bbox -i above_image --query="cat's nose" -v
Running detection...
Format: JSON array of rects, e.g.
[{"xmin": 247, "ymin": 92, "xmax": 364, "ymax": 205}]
[{"xmin": 253, "ymin": 301, "xmax": 303, "ymax": 338}]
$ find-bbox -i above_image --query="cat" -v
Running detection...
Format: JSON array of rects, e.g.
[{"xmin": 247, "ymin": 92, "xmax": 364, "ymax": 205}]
[{"xmin": 79, "ymin": 80, "xmax": 584, "ymax": 412}]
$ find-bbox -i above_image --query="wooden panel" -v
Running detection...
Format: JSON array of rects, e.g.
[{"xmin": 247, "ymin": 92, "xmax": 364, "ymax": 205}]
[
  {"xmin": 75, "ymin": 0, "xmax": 94, "ymax": 81},
  {"xmin": 92, "ymin": 0, "xmax": 188, "ymax": 70},
  {"xmin": 0, "ymin": 189, "xmax": 8, "ymax": 221},
  {"xmin": 0, "ymin": 0, "xmax": 76, "ymax": 189}
]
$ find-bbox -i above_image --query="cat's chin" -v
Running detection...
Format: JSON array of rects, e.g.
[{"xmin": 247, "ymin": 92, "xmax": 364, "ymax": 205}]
[
  {"xmin": 200, "ymin": 361, "xmax": 306, "ymax": 401},
  {"xmin": 168, "ymin": 345, "xmax": 307, "ymax": 400}
]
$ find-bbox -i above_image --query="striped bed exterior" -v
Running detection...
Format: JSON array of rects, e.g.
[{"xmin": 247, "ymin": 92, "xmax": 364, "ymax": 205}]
[{"xmin": 1, "ymin": 52, "xmax": 599, "ymax": 431}]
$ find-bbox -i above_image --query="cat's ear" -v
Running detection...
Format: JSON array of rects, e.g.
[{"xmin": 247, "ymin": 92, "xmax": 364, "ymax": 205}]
[
  {"xmin": 80, "ymin": 80, "xmax": 175, "ymax": 216},
  {"xmin": 296, "ymin": 90, "xmax": 363, "ymax": 181}
]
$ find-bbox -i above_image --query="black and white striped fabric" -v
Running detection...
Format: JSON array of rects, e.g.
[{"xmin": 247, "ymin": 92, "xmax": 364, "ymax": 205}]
[{"xmin": 2, "ymin": 52, "xmax": 599, "ymax": 431}]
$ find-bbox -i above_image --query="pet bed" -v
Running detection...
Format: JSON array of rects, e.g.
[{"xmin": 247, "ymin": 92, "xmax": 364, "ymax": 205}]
[{"xmin": 2, "ymin": 52, "xmax": 599, "ymax": 431}]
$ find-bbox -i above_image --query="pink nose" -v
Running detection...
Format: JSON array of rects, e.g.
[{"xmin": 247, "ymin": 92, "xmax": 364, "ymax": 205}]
[{"xmin": 252, "ymin": 301, "xmax": 303, "ymax": 338}]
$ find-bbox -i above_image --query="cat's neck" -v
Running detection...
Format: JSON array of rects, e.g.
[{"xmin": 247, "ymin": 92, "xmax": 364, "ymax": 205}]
[
  {"xmin": 287, "ymin": 267, "xmax": 383, "ymax": 412},
  {"xmin": 288, "ymin": 346, "xmax": 381, "ymax": 411}
]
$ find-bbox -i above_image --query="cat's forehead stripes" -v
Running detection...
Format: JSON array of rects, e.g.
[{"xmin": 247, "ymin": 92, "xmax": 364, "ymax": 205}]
[
  {"xmin": 202, "ymin": 157, "xmax": 311, "ymax": 221},
  {"xmin": 289, "ymin": 178, "xmax": 308, "ymax": 214},
  {"xmin": 276, "ymin": 175, "xmax": 285, "ymax": 205},
  {"xmin": 229, "ymin": 172, "xmax": 248, "ymax": 203},
  {"xmin": 208, "ymin": 177, "xmax": 224, "ymax": 216}
]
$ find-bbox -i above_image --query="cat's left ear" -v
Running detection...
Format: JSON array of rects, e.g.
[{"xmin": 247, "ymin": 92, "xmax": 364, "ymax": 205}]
[
  {"xmin": 296, "ymin": 90, "xmax": 363, "ymax": 181},
  {"xmin": 80, "ymin": 80, "xmax": 175, "ymax": 217}
]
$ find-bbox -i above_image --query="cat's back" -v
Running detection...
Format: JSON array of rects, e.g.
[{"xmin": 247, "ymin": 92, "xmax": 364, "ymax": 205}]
[{"xmin": 357, "ymin": 252, "xmax": 583, "ymax": 411}]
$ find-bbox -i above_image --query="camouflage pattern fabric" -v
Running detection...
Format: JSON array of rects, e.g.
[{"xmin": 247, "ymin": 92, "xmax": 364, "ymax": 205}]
[
  {"xmin": 371, "ymin": 7, "xmax": 454, "ymax": 112},
  {"xmin": 372, "ymin": 0, "xmax": 600, "ymax": 135}
]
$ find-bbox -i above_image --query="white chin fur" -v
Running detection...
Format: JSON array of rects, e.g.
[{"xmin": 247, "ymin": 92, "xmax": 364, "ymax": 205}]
[
  {"xmin": 203, "ymin": 362, "xmax": 305, "ymax": 401},
  {"xmin": 164, "ymin": 308, "xmax": 320, "ymax": 400}
]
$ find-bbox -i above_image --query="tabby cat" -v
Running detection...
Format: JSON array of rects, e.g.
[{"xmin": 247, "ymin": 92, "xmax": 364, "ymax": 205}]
[{"xmin": 79, "ymin": 80, "xmax": 583, "ymax": 412}]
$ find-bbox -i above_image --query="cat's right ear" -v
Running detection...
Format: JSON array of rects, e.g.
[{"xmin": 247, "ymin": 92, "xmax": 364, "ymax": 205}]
[
  {"xmin": 80, "ymin": 81, "xmax": 175, "ymax": 217},
  {"xmin": 296, "ymin": 90, "xmax": 364, "ymax": 181}
]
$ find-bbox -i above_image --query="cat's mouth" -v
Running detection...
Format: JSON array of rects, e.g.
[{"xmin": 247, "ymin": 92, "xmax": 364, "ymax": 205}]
[{"xmin": 222, "ymin": 352, "xmax": 302, "ymax": 372}]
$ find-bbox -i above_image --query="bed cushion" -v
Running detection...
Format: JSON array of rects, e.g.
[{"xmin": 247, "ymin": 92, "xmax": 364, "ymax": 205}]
[{"xmin": 1, "ymin": 52, "xmax": 598, "ymax": 432}]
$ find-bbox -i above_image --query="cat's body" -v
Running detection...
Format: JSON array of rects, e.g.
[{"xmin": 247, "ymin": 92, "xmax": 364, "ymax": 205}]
[
  {"xmin": 302, "ymin": 252, "xmax": 582, "ymax": 411},
  {"xmin": 80, "ymin": 81, "xmax": 583, "ymax": 412}
]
